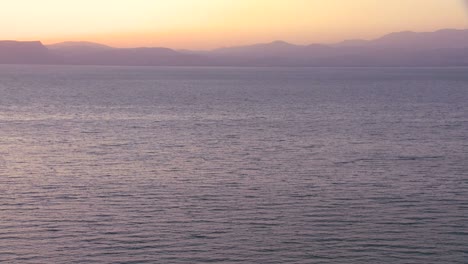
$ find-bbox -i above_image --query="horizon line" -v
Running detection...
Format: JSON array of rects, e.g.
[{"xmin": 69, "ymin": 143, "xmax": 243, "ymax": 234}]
[{"xmin": 4, "ymin": 27, "xmax": 466, "ymax": 51}]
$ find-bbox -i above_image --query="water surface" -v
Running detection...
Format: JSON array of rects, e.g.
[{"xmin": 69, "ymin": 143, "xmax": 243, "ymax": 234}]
[{"xmin": 0, "ymin": 66, "xmax": 467, "ymax": 263}]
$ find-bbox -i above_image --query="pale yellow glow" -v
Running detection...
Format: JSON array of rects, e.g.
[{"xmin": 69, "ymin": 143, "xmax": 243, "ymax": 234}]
[{"xmin": 0, "ymin": 0, "xmax": 467, "ymax": 49}]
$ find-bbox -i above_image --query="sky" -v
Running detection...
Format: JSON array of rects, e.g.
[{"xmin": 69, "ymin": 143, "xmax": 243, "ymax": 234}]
[{"xmin": 0, "ymin": 0, "xmax": 467, "ymax": 49}]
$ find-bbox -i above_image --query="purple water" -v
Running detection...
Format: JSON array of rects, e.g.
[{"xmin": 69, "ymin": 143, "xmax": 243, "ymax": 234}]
[{"xmin": 0, "ymin": 66, "xmax": 467, "ymax": 263}]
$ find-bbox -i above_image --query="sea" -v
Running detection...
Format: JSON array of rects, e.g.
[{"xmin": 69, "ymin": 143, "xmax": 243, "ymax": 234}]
[{"xmin": 0, "ymin": 66, "xmax": 467, "ymax": 263}]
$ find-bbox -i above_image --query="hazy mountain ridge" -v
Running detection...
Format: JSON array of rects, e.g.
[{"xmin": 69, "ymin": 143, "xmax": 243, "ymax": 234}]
[
  {"xmin": 359, "ymin": 29, "xmax": 468, "ymax": 50},
  {"xmin": 47, "ymin": 41, "xmax": 114, "ymax": 50},
  {"xmin": 1, "ymin": 29, "xmax": 468, "ymax": 66},
  {"xmin": 57, "ymin": 47, "xmax": 204, "ymax": 66},
  {"xmin": 0, "ymin": 41, "xmax": 55, "ymax": 64}
]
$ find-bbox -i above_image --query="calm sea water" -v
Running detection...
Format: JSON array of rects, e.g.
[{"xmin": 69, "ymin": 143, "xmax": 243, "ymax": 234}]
[{"xmin": 0, "ymin": 66, "xmax": 467, "ymax": 263}]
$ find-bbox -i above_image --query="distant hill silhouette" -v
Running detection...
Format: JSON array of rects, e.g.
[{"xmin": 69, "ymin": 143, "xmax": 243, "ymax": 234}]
[
  {"xmin": 54, "ymin": 47, "xmax": 204, "ymax": 66},
  {"xmin": 0, "ymin": 41, "xmax": 55, "ymax": 64},
  {"xmin": 205, "ymin": 29, "xmax": 468, "ymax": 66},
  {"xmin": 1, "ymin": 29, "xmax": 468, "ymax": 66},
  {"xmin": 47, "ymin": 41, "xmax": 114, "ymax": 54},
  {"xmin": 337, "ymin": 29, "xmax": 468, "ymax": 50},
  {"xmin": 46, "ymin": 42, "xmax": 204, "ymax": 65}
]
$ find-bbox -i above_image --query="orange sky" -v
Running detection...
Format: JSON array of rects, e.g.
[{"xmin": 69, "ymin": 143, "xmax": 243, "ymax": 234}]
[{"xmin": 1, "ymin": 0, "xmax": 467, "ymax": 49}]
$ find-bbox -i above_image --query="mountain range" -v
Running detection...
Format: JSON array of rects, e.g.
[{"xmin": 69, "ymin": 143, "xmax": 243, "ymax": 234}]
[{"xmin": 1, "ymin": 28, "xmax": 468, "ymax": 66}]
